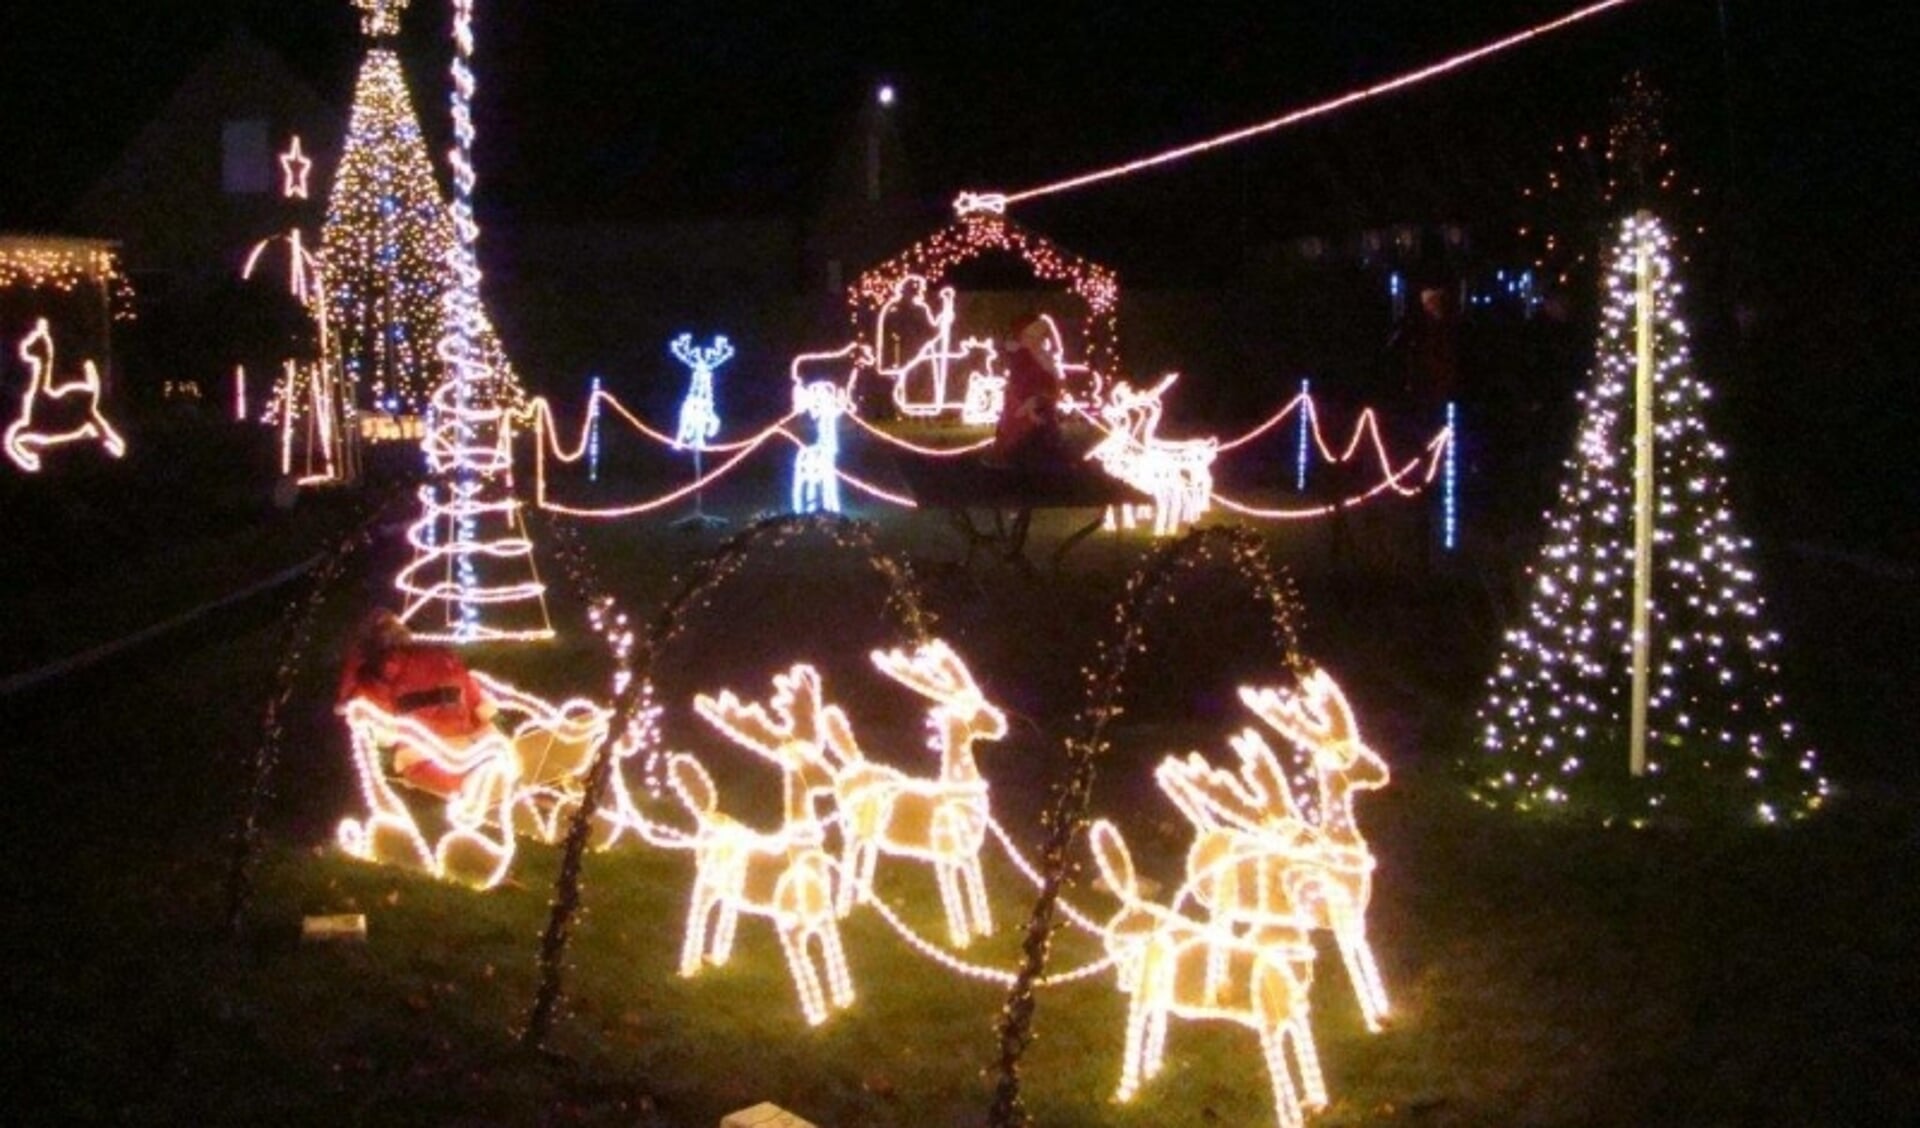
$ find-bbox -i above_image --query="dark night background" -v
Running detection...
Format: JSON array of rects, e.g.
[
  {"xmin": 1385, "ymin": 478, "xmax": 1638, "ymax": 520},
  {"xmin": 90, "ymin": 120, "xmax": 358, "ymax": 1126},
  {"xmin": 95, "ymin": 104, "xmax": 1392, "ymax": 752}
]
[{"xmin": 0, "ymin": 0, "xmax": 1911, "ymax": 556}]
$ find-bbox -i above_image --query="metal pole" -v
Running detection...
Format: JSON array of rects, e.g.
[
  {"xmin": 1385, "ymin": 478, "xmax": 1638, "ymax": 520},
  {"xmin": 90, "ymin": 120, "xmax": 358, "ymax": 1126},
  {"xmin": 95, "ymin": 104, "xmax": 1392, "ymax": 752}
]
[{"xmin": 1628, "ymin": 212, "xmax": 1656, "ymax": 777}]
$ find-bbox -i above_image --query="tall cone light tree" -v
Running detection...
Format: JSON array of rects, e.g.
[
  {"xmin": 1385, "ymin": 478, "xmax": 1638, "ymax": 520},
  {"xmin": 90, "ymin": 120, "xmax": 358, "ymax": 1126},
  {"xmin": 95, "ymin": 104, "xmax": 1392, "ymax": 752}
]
[
  {"xmin": 1474, "ymin": 211, "xmax": 1827, "ymax": 827},
  {"xmin": 324, "ymin": 0, "xmax": 456, "ymax": 415}
]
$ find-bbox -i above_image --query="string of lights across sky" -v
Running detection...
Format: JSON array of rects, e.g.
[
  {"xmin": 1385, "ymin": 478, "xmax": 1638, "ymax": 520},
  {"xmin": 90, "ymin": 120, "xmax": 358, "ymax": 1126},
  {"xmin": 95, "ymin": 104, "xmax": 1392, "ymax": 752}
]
[{"xmin": 957, "ymin": 0, "xmax": 1642, "ymax": 214}]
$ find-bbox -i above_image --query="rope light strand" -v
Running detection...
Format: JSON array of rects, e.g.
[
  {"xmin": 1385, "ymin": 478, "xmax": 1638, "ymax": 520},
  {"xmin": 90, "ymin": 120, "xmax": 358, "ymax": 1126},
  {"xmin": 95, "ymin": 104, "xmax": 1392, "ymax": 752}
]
[{"xmin": 970, "ymin": 0, "xmax": 1641, "ymax": 211}]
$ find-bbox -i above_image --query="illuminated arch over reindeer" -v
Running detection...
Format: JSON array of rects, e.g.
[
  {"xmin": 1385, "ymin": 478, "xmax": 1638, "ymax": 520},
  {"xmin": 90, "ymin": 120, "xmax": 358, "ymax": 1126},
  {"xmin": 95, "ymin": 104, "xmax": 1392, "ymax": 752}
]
[{"xmin": 850, "ymin": 208, "xmax": 1120, "ymax": 407}]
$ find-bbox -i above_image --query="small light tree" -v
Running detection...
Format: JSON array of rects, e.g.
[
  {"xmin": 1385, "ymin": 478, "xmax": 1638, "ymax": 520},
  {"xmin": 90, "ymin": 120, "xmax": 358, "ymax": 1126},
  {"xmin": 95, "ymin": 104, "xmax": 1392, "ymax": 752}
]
[{"xmin": 1473, "ymin": 211, "xmax": 1827, "ymax": 827}]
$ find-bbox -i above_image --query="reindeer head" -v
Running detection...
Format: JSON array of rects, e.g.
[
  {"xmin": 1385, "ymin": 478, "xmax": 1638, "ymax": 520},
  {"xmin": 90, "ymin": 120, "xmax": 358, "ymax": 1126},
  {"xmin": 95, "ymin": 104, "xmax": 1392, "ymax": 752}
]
[
  {"xmin": 1239, "ymin": 670, "xmax": 1384, "ymax": 784},
  {"xmin": 693, "ymin": 664, "xmax": 857, "ymax": 816},
  {"xmin": 870, "ymin": 639, "xmax": 1007, "ymax": 774},
  {"xmin": 1088, "ymin": 818, "xmax": 1163, "ymax": 989}
]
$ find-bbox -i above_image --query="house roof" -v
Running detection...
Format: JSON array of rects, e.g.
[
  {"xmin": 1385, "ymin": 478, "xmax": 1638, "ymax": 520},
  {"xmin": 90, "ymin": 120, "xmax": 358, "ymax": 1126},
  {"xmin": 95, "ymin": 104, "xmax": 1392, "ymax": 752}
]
[{"xmin": 65, "ymin": 26, "xmax": 344, "ymax": 276}]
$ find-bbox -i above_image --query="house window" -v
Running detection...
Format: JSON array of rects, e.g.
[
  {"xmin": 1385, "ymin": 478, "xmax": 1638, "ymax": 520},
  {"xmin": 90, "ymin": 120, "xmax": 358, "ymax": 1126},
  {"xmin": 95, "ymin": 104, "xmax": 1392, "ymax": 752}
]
[{"xmin": 222, "ymin": 120, "xmax": 271, "ymax": 195}]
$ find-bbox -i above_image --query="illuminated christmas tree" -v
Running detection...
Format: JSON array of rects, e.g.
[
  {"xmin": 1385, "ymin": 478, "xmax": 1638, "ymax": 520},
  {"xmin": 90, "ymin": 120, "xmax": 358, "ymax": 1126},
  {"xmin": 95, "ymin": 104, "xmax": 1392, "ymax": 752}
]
[
  {"xmin": 323, "ymin": 0, "xmax": 454, "ymax": 414},
  {"xmin": 1473, "ymin": 212, "xmax": 1826, "ymax": 826},
  {"xmin": 393, "ymin": 0, "xmax": 552, "ymax": 643}
]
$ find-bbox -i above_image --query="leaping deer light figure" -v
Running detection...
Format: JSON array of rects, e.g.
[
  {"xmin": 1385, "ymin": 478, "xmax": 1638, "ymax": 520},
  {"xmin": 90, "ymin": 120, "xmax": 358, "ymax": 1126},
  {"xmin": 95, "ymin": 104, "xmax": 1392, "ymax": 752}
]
[
  {"xmin": 1155, "ymin": 668, "xmax": 1393, "ymax": 1031},
  {"xmin": 1089, "ymin": 818, "xmax": 1328, "ymax": 1128},
  {"xmin": 5, "ymin": 319, "xmax": 126, "ymax": 473}
]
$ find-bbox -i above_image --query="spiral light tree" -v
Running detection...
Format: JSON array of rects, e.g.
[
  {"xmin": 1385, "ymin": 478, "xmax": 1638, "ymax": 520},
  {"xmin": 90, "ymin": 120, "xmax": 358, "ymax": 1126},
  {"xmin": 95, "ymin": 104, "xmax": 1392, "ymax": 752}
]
[
  {"xmin": 392, "ymin": 0, "xmax": 553, "ymax": 642},
  {"xmin": 1475, "ymin": 212, "xmax": 1827, "ymax": 826}
]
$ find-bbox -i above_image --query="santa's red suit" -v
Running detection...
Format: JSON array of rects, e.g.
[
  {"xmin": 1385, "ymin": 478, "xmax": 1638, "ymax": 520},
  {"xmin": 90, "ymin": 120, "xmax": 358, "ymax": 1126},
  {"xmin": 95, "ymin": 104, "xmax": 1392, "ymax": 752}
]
[{"xmin": 339, "ymin": 642, "xmax": 495, "ymax": 795}]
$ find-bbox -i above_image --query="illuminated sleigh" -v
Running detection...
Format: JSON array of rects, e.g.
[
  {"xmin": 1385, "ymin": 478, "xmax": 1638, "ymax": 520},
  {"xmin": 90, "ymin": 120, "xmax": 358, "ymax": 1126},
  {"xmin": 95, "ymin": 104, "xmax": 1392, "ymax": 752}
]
[{"xmin": 336, "ymin": 671, "xmax": 623, "ymax": 889}]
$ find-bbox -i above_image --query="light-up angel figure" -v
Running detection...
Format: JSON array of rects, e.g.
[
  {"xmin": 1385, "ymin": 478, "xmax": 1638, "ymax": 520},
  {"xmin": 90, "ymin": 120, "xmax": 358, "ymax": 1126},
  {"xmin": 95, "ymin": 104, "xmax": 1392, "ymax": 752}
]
[
  {"xmin": 1155, "ymin": 668, "xmax": 1393, "ymax": 1031},
  {"xmin": 4, "ymin": 319, "xmax": 126, "ymax": 473}
]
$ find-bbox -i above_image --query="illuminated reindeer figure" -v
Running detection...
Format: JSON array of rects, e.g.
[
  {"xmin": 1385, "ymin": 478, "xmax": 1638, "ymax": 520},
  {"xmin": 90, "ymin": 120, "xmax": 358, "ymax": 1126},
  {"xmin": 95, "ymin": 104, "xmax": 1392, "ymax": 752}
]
[
  {"xmin": 697, "ymin": 643, "xmax": 1008, "ymax": 948},
  {"xmin": 1155, "ymin": 668, "xmax": 1393, "ymax": 1030},
  {"xmin": 838, "ymin": 640, "xmax": 1008, "ymax": 947},
  {"xmin": 679, "ymin": 670, "xmax": 854, "ymax": 1025},
  {"xmin": 1089, "ymin": 818, "xmax": 1328, "ymax": 1128},
  {"xmin": 4, "ymin": 318, "xmax": 126, "ymax": 473},
  {"xmin": 790, "ymin": 378, "xmax": 846, "ymax": 514},
  {"xmin": 1085, "ymin": 374, "xmax": 1216, "ymax": 536}
]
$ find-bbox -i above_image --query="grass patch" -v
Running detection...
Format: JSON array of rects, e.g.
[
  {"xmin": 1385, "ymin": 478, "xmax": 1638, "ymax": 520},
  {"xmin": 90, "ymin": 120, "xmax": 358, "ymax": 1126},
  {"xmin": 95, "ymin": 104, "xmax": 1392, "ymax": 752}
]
[{"xmin": 2, "ymin": 463, "xmax": 1915, "ymax": 1126}]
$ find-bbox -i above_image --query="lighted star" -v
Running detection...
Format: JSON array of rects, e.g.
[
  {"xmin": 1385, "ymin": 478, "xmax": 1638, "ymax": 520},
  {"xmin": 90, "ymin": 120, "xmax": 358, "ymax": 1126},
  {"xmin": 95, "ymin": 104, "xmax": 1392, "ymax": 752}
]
[
  {"xmin": 352, "ymin": 0, "xmax": 408, "ymax": 38},
  {"xmin": 279, "ymin": 136, "xmax": 313, "ymax": 200}
]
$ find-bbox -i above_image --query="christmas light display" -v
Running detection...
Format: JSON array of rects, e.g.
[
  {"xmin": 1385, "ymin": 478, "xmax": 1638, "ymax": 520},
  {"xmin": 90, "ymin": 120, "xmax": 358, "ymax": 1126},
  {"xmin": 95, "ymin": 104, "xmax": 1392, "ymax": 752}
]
[
  {"xmin": 666, "ymin": 727, "xmax": 856, "ymax": 1026},
  {"xmin": 670, "ymin": 333, "xmax": 731, "ymax": 450},
  {"xmin": 323, "ymin": 3, "xmax": 454, "ymax": 414},
  {"xmin": 1294, "ymin": 379, "xmax": 1311, "ymax": 491},
  {"xmin": 4, "ymin": 318, "xmax": 125, "ymax": 472},
  {"xmin": 1443, "ymin": 401, "xmax": 1459, "ymax": 550},
  {"xmin": 790, "ymin": 379, "xmax": 846, "ymax": 515},
  {"xmin": 0, "ymin": 236, "xmax": 134, "ymax": 316},
  {"xmin": 586, "ymin": 375, "xmax": 603, "ymax": 482},
  {"xmin": 1156, "ymin": 669, "xmax": 1392, "ymax": 1032},
  {"xmin": 669, "ymin": 333, "xmax": 732, "ymax": 528},
  {"xmin": 1088, "ymin": 819, "xmax": 1327, "ymax": 1128},
  {"xmin": 336, "ymin": 671, "xmax": 617, "ymax": 890},
  {"xmin": 1475, "ymin": 213, "xmax": 1827, "ymax": 825},
  {"xmin": 975, "ymin": 0, "xmax": 1639, "ymax": 212},
  {"xmin": 1084, "ymin": 375, "xmax": 1218, "ymax": 537},
  {"xmin": 695, "ymin": 642, "xmax": 1007, "ymax": 949},
  {"xmin": 1517, "ymin": 69, "xmax": 1706, "ymax": 298},
  {"xmin": 279, "ymin": 135, "xmax": 313, "ymax": 199},
  {"xmin": 852, "ymin": 210, "xmax": 1120, "ymax": 396},
  {"xmin": 353, "ymin": 0, "xmax": 405, "ymax": 37},
  {"xmin": 868, "ymin": 275, "xmax": 1035, "ymax": 422},
  {"xmin": 242, "ymin": 228, "xmax": 354, "ymax": 484},
  {"xmin": 395, "ymin": 0, "xmax": 553, "ymax": 643},
  {"xmin": 991, "ymin": 526, "xmax": 1306, "ymax": 1127}
]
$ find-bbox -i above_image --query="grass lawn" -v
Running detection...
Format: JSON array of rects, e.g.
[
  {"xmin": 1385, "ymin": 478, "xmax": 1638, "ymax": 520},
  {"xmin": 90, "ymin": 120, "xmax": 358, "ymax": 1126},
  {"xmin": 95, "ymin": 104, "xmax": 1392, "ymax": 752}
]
[{"xmin": 1, "ymin": 429, "xmax": 1915, "ymax": 1126}]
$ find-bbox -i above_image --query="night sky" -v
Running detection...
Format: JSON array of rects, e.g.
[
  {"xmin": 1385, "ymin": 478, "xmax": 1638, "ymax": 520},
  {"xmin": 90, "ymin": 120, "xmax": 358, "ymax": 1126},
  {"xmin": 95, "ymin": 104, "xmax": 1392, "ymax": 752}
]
[
  {"xmin": 0, "ymin": 0, "xmax": 1910, "ymax": 551},
  {"xmin": 0, "ymin": 1, "xmax": 1900, "ymax": 239}
]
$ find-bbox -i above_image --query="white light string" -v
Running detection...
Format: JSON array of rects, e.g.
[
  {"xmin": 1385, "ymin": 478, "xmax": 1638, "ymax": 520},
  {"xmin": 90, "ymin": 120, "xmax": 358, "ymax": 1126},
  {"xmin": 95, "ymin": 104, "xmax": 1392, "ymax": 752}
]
[{"xmin": 965, "ymin": 0, "xmax": 1641, "ymax": 212}]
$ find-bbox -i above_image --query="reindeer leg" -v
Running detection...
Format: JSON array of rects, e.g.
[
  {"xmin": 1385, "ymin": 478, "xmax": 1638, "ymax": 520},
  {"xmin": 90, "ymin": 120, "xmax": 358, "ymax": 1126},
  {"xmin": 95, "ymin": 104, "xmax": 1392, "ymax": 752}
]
[
  {"xmin": 1290, "ymin": 1013, "xmax": 1329, "ymax": 1111},
  {"xmin": 1116, "ymin": 994, "xmax": 1153, "ymax": 1102},
  {"xmin": 712, "ymin": 901, "xmax": 740, "ymax": 966},
  {"xmin": 679, "ymin": 889, "xmax": 714, "ymax": 976},
  {"xmin": 817, "ymin": 919, "xmax": 855, "ymax": 1009},
  {"xmin": 1259, "ymin": 1020, "xmax": 1306, "ymax": 1128},
  {"xmin": 936, "ymin": 860, "xmax": 971, "ymax": 948},
  {"xmin": 1332, "ymin": 902, "xmax": 1388, "ymax": 1031},
  {"xmin": 962, "ymin": 854, "xmax": 994, "ymax": 940},
  {"xmin": 778, "ymin": 926, "xmax": 829, "ymax": 1027}
]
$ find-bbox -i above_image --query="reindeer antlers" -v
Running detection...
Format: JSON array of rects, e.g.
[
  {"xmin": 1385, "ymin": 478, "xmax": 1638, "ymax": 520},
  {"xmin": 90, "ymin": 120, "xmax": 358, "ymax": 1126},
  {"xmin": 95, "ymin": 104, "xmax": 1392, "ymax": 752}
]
[
  {"xmin": 870, "ymin": 639, "xmax": 977, "ymax": 704},
  {"xmin": 1239, "ymin": 668, "xmax": 1362, "ymax": 769},
  {"xmin": 694, "ymin": 664, "xmax": 851, "ymax": 768},
  {"xmin": 1156, "ymin": 729, "xmax": 1306, "ymax": 836}
]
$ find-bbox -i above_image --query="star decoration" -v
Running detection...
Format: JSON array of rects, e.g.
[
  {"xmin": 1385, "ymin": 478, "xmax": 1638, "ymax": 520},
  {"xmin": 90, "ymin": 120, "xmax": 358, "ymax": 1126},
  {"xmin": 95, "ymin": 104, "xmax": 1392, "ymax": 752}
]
[{"xmin": 279, "ymin": 136, "xmax": 313, "ymax": 200}]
